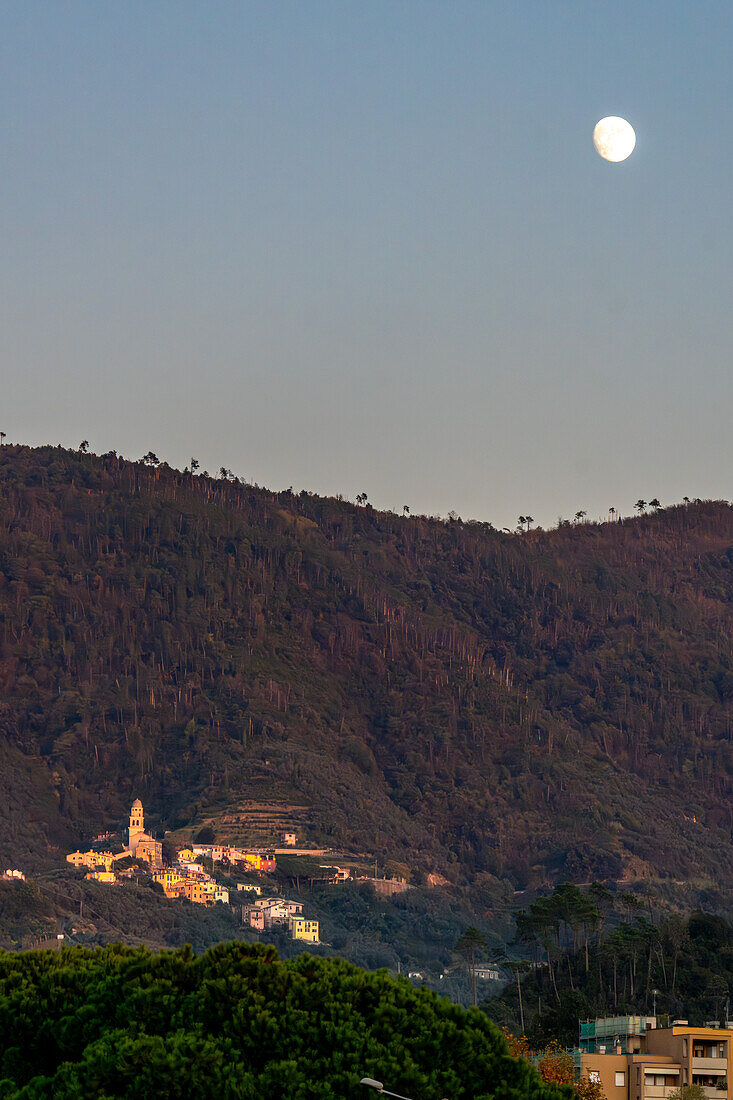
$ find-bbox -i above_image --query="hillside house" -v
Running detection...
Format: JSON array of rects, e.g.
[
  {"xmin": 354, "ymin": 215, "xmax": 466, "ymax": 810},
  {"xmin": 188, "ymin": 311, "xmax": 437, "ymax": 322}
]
[
  {"xmin": 203, "ymin": 882, "xmax": 229, "ymax": 904},
  {"xmin": 250, "ymin": 896, "xmax": 303, "ymax": 914},
  {"xmin": 153, "ymin": 869, "xmax": 184, "ymax": 893},
  {"xmin": 173, "ymin": 880, "xmax": 209, "ymax": 905},
  {"xmin": 319, "ymin": 865, "xmax": 351, "ymax": 883},
  {"xmin": 67, "ymin": 850, "xmax": 116, "ymax": 872},
  {"xmin": 289, "ymin": 917, "xmax": 319, "ymax": 943},
  {"xmin": 177, "ymin": 860, "xmax": 209, "ymax": 879},
  {"xmin": 472, "ymin": 966, "xmax": 501, "ymax": 981},
  {"xmin": 85, "ymin": 870, "xmax": 116, "ymax": 884},
  {"xmin": 246, "ymin": 907, "xmax": 266, "ymax": 931},
  {"xmin": 245, "ymin": 898, "xmax": 303, "ymax": 929},
  {"xmin": 226, "ymin": 850, "xmax": 276, "ymax": 872},
  {"xmin": 192, "ymin": 845, "xmax": 224, "ymax": 862}
]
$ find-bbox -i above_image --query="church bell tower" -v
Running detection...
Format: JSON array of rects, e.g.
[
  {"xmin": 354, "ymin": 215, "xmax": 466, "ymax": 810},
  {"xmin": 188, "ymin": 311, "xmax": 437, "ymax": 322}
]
[{"xmin": 129, "ymin": 799, "xmax": 144, "ymax": 853}]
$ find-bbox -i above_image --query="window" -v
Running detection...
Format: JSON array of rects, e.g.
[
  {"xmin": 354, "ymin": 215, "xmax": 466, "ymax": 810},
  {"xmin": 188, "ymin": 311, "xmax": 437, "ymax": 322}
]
[
  {"xmin": 616, "ymin": 1073, "xmax": 626, "ymax": 1087},
  {"xmin": 589, "ymin": 1072, "xmax": 601, "ymax": 1085}
]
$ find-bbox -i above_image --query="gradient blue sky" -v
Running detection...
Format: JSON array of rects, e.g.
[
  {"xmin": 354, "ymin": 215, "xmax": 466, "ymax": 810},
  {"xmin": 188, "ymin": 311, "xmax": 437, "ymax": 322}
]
[{"xmin": 2, "ymin": 2, "xmax": 731, "ymax": 527}]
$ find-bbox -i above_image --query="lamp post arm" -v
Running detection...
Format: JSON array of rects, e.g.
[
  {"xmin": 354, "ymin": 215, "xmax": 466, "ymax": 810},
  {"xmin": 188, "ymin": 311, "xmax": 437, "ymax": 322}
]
[{"xmin": 359, "ymin": 1081, "xmax": 416, "ymax": 1100}]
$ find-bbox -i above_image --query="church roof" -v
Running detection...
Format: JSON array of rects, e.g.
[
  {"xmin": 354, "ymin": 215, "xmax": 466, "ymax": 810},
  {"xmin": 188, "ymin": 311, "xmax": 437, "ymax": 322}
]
[{"xmin": 131, "ymin": 799, "xmax": 143, "ymax": 811}]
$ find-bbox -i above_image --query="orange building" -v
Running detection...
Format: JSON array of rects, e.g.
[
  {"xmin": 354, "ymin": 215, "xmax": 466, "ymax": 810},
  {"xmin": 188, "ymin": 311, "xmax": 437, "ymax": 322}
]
[{"xmin": 578, "ymin": 1018, "xmax": 733, "ymax": 1100}]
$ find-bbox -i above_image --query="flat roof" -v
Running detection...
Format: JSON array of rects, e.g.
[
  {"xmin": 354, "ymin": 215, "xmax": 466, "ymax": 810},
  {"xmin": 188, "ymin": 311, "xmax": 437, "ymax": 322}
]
[{"xmin": 668, "ymin": 1027, "xmax": 733, "ymax": 1037}]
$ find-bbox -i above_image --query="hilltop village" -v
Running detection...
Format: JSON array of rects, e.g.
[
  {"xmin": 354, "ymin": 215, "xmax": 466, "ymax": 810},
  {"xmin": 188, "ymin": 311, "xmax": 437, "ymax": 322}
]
[{"xmin": 66, "ymin": 800, "xmax": 325, "ymax": 943}]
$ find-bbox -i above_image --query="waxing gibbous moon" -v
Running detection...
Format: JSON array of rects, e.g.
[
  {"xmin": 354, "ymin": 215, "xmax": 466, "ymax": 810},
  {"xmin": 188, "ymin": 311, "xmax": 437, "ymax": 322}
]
[{"xmin": 593, "ymin": 116, "xmax": 636, "ymax": 162}]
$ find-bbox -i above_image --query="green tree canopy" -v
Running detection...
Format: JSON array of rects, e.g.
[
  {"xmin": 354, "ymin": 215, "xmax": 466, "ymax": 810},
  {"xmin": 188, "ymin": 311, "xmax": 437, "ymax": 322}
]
[{"xmin": 0, "ymin": 942, "xmax": 574, "ymax": 1100}]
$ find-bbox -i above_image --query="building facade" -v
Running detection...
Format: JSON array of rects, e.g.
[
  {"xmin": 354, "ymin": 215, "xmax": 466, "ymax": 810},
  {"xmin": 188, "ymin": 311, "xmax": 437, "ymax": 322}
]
[
  {"xmin": 578, "ymin": 1018, "xmax": 733, "ymax": 1100},
  {"xmin": 85, "ymin": 870, "xmax": 116, "ymax": 884},
  {"xmin": 66, "ymin": 850, "xmax": 115, "ymax": 871},
  {"xmin": 289, "ymin": 917, "xmax": 320, "ymax": 943}
]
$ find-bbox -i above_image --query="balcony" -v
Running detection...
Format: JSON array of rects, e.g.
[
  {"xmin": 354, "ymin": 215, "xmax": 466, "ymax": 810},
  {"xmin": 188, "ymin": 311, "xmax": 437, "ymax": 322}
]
[
  {"xmin": 694, "ymin": 1059, "xmax": 729, "ymax": 1072},
  {"xmin": 644, "ymin": 1087, "xmax": 681, "ymax": 1098}
]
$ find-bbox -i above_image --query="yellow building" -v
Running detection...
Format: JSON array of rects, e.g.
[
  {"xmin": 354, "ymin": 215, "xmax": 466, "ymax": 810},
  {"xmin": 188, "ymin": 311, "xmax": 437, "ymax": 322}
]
[
  {"xmin": 85, "ymin": 870, "xmax": 116, "ymax": 884},
  {"xmin": 175, "ymin": 879, "xmax": 209, "ymax": 905},
  {"xmin": 154, "ymin": 869, "xmax": 183, "ymax": 890},
  {"xmin": 135, "ymin": 837, "xmax": 163, "ymax": 869},
  {"xmin": 67, "ymin": 850, "xmax": 115, "ymax": 871},
  {"xmin": 289, "ymin": 917, "xmax": 320, "ymax": 943},
  {"xmin": 202, "ymin": 882, "xmax": 230, "ymax": 904}
]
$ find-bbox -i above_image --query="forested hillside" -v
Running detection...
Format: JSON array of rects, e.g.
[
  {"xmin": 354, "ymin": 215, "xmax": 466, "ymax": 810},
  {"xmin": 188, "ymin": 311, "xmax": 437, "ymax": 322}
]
[{"xmin": 1, "ymin": 445, "xmax": 732, "ymax": 902}]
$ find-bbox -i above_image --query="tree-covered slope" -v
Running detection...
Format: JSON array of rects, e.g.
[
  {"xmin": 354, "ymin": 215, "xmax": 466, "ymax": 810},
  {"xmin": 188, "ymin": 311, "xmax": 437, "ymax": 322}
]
[
  {"xmin": 0, "ymin": 942, "xmax": 569, "ymax": 1098},
  {"xmin": 484, "ymin": 884, "xmax": 733, "ymax": 1048},
  {"xmin": 0, "ymin": 445, "xmax": 731, "ymax": 898}
]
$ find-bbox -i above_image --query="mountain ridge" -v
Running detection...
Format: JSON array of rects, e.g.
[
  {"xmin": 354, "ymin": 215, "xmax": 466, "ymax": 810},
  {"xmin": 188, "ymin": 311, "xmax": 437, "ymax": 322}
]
[{"xmin": 0, "ymin": 444, "xmax": 731, "ymax": 907}]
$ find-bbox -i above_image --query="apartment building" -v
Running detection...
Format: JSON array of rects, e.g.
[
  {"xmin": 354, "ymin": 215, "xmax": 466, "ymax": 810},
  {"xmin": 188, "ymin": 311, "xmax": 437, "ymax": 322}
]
[
  {"xmin": 174, "ymin": 880, "xmax": 209, "ymax": 905},
  {"xmin": 67, "ymin": 850, "xmax": 116, "ymax": 872},
  {"xmin": 289, "ymin": 917, "xmax": 320, "ymax": 943},
  {"xmin": 578, "ymin": 1017, "xmax": 732, "ymax": 1100}
]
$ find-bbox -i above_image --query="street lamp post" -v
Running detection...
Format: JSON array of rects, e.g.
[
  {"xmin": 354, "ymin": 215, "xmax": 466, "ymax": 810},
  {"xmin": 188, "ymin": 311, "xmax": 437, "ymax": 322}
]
[
  {"xmin": 359, "ymin": 1078, "xmax": 448, "ymax": 1100},
  {"xmin": 359, "ymin": 1080, "xmax": 414, "ymax": 1100}
]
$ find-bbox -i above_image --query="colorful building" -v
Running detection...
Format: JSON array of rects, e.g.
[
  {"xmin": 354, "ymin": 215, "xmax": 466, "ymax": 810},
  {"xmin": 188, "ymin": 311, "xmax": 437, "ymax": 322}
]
[
  {"xmin": 66, "ymin": 850, "xmax": 116, "ymax": 871},
  {"xmin": 202, "ymin": 882, "xmax": 229, "ymax": 904},
  {"xmin": 85, "ymin": 870, "xmax": 116, "ymax": 884},
  {"xmin": 289, "ymin": 917, "xmax": 319, "ymax": 943},
  {"xmin": 246, "ymin": 908, "xmax": 266, "ymax": 930},
  {"xmin": 174, "ymin": 880, "xmax": 209, "ymax": 905},
  {"xmin": 153, "ymin": 869, "xmax": 184, "ymax": 892},
  {"xmin": 224, "ymin": 849, "xmax": 276, "ymax": 873}
]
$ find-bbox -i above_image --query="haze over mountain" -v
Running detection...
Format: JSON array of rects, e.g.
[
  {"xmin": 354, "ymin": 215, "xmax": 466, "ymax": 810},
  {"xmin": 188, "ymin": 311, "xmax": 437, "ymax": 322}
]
[{"xmin": 1, "ymin": 445, "xmax": 731, "ymax": 908}]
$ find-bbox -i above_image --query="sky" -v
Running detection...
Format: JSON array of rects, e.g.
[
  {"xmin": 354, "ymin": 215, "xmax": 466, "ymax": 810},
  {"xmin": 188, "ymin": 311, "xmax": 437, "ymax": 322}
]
[{"xmin": 2, "ymin": 2, "xmax": 732, "ymax": 529}]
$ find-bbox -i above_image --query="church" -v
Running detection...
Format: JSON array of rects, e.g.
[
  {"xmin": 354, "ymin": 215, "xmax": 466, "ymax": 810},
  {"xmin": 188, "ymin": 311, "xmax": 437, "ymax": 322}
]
[{"xmin": 126, "ymin": 799, "xmax": 162, "ymax": 869}]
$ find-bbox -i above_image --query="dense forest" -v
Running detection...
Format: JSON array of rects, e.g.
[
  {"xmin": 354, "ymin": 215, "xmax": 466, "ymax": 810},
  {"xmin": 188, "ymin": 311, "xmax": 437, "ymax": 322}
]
[
  {"xmin": 484, "ymin": 883, "xmax": 733, "ymax": 1047},
  {"xmin": 0, "ymin": 941, "xmax": 573, "ymax": 1098},
  {"xmin": 1, "ymin": 445, "xmax": 732, "ymax": 905}
]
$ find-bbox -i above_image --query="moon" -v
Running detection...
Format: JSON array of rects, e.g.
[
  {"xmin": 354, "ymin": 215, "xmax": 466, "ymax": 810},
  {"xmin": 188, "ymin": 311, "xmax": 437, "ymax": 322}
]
[{"xmin": 593, "ymin": 116, "xmax": 636, "ymax": 162}]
